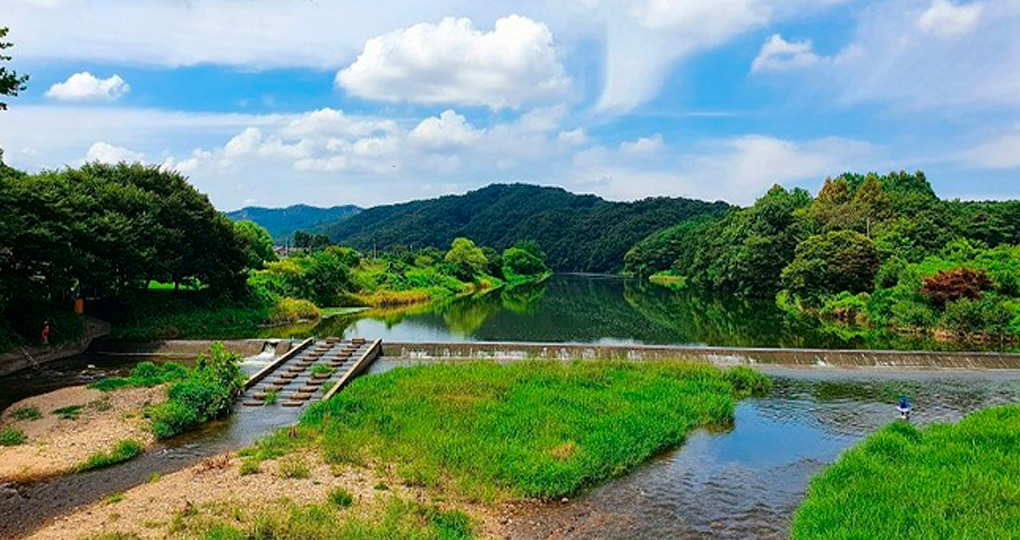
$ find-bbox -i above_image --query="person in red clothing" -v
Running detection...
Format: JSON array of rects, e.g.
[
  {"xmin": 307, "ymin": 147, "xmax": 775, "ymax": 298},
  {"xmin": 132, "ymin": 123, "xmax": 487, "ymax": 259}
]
[{"xmin": 41, "ymin": 320, "xmax": 50, "ymax": 347}]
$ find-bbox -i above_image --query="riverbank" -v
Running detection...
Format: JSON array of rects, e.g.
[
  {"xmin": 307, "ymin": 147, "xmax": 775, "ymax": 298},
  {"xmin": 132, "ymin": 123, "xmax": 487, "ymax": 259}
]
[
  {"xmin": 0, "ymin": 385, "xmax": 161, "ymax": 483},
  {"xmin": 0, "ymin": 318, "xmax": 110, "ymax": 377}
]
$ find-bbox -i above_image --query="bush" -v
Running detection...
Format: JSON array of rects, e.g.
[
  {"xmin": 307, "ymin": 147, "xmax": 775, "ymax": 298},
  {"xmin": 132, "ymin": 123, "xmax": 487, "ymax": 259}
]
[
  {"xmin": 91, "ymin": 361, "xmax": 190, "ymax": 392},
  {"xmin": 939, "ymin": 297, "xmax": 1015, "ymax": 337},
  {"xmin": 148, "ymin": 343, "xmax": 244, "ymax": 439},
  {"xmin": 77, "ymin": 439, "xmax": 144, "ymax": 472},
  {"xmin": 0, "ymin": 426, "xmax": 26, "ymax": 446},
  {"xmin": 269, "ymin": 297, "xmax": 322, "ymax": 325},
  {"xmin": 920, "ymin": 267, "xmax": 994, "ymax": 307},
  {"xmin": 819, "ymin": 292, "xmax": 870, "ymax": 327},
  {"xmin": 502, "ymin": 247, "xmax": 547, "ymax": 278}
]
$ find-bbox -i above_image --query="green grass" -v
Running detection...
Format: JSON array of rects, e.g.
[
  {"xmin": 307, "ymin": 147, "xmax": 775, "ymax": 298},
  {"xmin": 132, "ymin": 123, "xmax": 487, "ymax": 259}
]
[
  {"xmin": 264, "ymin": 389, "xmax": 280, "ymax": 406},
  {"xmin": 328, "ymin": 487, "xmax": 354, "ymax": 508},
  {"xmin": 278, "ymin": 456, "xmax": 311, "ymax": 479},
  {"xmin": 287, "ymin": 361, "xmax": 768, "ymax": 501},
  {"xmin": 53, "ymin": 405, "xmax": 84, "ymax": 420},
  {"xmin": 311, "ymin": 364, "xmax": 335, "ymax": 376},
  {"xmin": 0, "ymin": 426, "xmax": 27, "ymax": 446},
  {"xmin": 167, "ymin": 498, "xmax": 471, "ymax": 540},
  {"xmin": 77, "ymin": 439, "xmax": 145, "ymax": 473},
  {"xmin": 792, "ymin": 406, "xmax": 1020, "ymax": 540},
  {"xmin": 89, "ymin": 361, "xmax": 189, "ymax": 392},
  {"xmin": 9, "ymin": 405, "xmax": 43, "ymax": 421}
]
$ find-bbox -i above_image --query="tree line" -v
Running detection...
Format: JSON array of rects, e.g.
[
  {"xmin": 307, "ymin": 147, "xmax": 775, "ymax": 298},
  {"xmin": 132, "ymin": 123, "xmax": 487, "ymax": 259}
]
[{"xmin": 625, "ymin": 171, "xmax": 1020, "ymax": 341}]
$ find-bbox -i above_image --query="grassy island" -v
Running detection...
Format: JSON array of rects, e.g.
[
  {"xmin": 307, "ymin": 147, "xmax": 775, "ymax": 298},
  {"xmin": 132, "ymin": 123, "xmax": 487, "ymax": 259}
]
[
  {"xmin": 245, "ymin": 361, "xmax": 770, "ymax": 502},
  {"xmin": 792, "ymin": 406, "xmax": 1020, "ymax": 540}
]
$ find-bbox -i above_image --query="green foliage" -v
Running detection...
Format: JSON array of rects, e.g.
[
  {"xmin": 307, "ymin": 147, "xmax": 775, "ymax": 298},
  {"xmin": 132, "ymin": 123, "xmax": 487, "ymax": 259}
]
[
  {"xmin": 251, "ymin": 248, "xmax": 353, "ymax": 306},
  {"xmin": 90, "ymin": 361, "xmax": 189, "ymax": 391},
  {"xmin": 148, "ymin": 343, "xmax": 244, "ymax": 439},
  {"xmin": 269, "ymin": 297, "xmax": 322, "ymax": 325},
  {"xmin": 233, "ymin": 220, "xmax": 277, "ymax": 269},
  {"xmin": 781, "ymin": 230, "xmax": 881, "ymax": 307},
  {"xmin": 444, "ymin": 238, "xmax": 489, "ymax": 282},
  {"xmin": 239, "ymin": 458, "xmax": 261, "ymax": 476},
  {"xmin": 321, "ymin": 183, "xmax": 729, "ymax": 273},
  {"xmin": 0, "ymin": 25, "xmax": 29, "ymax": 111},
  {"xmin": 278, "ymin": 456, "xmax": 311, "ymax": 479},
  {"xmin": 0, "ymin": 426, "xmax": 26, "ymax": 446},
  {"xmin": 9, "ymin": 405, "xmax": 42, "ymax": 421},
  {"xmin": 293, "ymin": 230, "xmax": 333, "ymax": 251},
  {"xmin": 1, "ymin": 162, "xmax": 251, "ymax": 347},
  {"xmin": 76, "ymin": 439, "xmax": 144, "ymax": 472},
  {"xmin": 327, "ymin": 487, "xmax": 354, "ymax": 508},
  {"xmin": 792, "ymin": 406, "xmax": 1020, "ymax": 540},
  {"xmin": 104, "ymin": 289, "xmax": 275, "ymax": 341},
  {"xmin": 295, "ymin": 361, "xmax": 767, "ymax": 500},
  {"xmin": 501, "ymin": 246, "xmax": 548, "ymax": 281}
]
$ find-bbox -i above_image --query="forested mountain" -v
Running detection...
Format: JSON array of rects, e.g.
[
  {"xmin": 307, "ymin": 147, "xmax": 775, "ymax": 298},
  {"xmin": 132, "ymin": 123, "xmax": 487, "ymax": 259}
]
[
  {"xmin": 320, "ymin": 184, "xmax": 730, "ymax": 273},
  {"xmin": 225, "ymin": 204, "xmax": 361, "ymax": 241}
]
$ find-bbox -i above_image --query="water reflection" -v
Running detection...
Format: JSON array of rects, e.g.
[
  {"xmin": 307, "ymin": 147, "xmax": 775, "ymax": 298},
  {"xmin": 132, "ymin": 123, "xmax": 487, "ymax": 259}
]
[{"xmin": 266, "ymin": 274, "xmax": 1016, "ymax": 352}]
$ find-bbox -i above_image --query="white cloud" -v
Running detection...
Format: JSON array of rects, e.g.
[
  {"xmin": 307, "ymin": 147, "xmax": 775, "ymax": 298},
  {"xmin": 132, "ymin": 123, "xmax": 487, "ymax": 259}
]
[
  {"xmin": 571, "ymin": 134, "xmax": 878, "ymax": 204},
  {"xmin": 961, "ymin": 129, "xmax": 1020, "ymax": 169},
  {"xmin": 336, "ymin": 15, "xmax": 570, "ymax": 109},
  {"xmin": 557, "ymin": 128, "xmax": 588, "ymax": 146},
  {"xmin": 751, "ymin": 34, "xmax": 821, "ymax": 73},
  {"xmin": 620, "ymin": 135, "xmax": 664, "ymax": 154},
  {"xmin": 45, "ymin": 72, "xmax": 130, "ymax": 101},
  {"xmin": 84, "ymin": 142, "xmax": 145, "ymax": 164},
  {"xmin": 409, "ymin": 110, "xmax": 483, "ymax": 148},
  {"xmin": 918, "ymin": 0, "xmax": 983, "ymax": 38}
]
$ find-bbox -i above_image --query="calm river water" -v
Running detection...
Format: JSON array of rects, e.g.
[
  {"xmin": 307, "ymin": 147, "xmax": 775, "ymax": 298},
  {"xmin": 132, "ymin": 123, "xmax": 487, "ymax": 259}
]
[{"xmin": 268, "ymin": 274, "xmax": 1014, "ymax": 352}]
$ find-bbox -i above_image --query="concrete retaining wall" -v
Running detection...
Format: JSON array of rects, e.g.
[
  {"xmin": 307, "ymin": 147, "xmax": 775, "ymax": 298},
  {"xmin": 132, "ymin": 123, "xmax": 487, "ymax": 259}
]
[
  {"xmin": 0, "ymin": 318, "xmax": 111, "ymax": 377},
  {"xmin": 382, "ymin": 341, "xmax": 1020, "ymax": 370},
  {"xmin": 89, "ymin": 339, "xmax": 293, "ymax": 359}
]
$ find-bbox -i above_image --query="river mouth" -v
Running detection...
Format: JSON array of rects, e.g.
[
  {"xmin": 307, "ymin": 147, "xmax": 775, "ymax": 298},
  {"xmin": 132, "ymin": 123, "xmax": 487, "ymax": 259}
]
[{"xmin": 503, "ymin": 368, "xmax": 1020, "ymax": 540}]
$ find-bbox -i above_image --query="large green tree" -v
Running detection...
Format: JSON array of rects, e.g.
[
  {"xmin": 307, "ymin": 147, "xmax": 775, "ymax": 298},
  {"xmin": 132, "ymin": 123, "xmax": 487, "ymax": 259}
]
[
  {"xmin": 781, "ymin": 230, "xmax": 881, "ymax": 306},
  {"xmin": 234, "ymin": 220, "xmax": 278, "ymax": 269},
  {"xmin": 444, "ymin": 238, "xmax": 489, "ymax": 281}
]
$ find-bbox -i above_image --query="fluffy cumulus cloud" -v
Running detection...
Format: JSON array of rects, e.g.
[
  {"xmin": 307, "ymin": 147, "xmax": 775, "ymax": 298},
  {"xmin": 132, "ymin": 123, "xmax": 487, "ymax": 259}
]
[
  {"xmin": 960, "ymin": 128, "xmax": 1020, "ymax": 169},
  {"xmin": 620, "ymin": 135, "xmax": 664, "ymax": 154},
  {"xmin": 917, "ymin": 0, "xmax": 983, "ymax": 38},
  {"xmin": 409, "ymin": 110, "xmax": 483, "ymax": 148},
  {"xmin": 45, "ymin": 72, "xmax": 130, "ymax": 101},
  {"xmin": 336, "ymin": 15, "xmax": 570, "ymax": 109},
  {"xmin": 84, "ymin": 141, "xmax": 144, "ymax": 164},
  {"xmin": 751, "ymin": 34, "xmax": 821, "ymax": 73}
]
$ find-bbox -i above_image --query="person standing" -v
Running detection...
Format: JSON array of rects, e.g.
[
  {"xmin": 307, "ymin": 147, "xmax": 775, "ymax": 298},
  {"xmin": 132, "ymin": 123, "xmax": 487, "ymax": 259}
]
[{"xmin": 41, "ymin": 320, "xmax": 50, "ymax": 347}]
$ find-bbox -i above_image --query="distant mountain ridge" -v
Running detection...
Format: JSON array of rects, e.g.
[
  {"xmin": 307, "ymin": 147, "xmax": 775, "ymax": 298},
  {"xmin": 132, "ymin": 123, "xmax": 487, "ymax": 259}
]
[
  {"xmin": 320, "ymin": 184, "xmax": 731, "ymax": 273},
  {"xmin": 225, "ymin": 204, "xmax": 361, "ymax": 241}
]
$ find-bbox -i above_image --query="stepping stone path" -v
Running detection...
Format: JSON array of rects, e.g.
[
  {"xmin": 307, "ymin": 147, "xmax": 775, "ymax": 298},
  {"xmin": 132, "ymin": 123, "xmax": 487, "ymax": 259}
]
[{"xmin": 241, "ymin": 337, "xmax": 378, "ymax": 409}]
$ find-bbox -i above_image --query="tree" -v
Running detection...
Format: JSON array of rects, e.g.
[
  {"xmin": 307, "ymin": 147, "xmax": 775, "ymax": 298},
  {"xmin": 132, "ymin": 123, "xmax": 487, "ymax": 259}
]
[
  {"xmin": 920, "ymin": 268, "xmax": 993, "ymax": 308},
  {"xmin": 444, "ymin": 238, "xmax": 488, "ymax": 281},
  {"xmin": 502, "ymin": 247, "xmax": 547, "ymax": 278},
  {"xmin": 0, "ymin": 25, "xmax": 28, "ymax": 111},
  {"xmin": 233, "ymin": 220, "xmax": 277, "ymax": 269},
  {"xmin": 781, "ymin": 230, "xmax": 881, "ymax": 307}
]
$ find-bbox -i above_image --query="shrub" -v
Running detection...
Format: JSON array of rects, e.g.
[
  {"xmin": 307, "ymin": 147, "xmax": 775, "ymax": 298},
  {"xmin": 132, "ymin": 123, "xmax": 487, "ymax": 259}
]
[
  {"xmin": 920, "ymin": 267, "xmax": 993, "ymax": 307},
  {"xmin": 10, "ymin": 405, "xmax": 42, "ymax": 421},
  {"xmin": 239, "ymin": 459, "xmax": 261, "ymax": 476},
  {"xmin": 327, "ymin": 487, "xmax": 354, "ymax": 508},
  {"xmin": 502, "ymin": 247, "xmax": 547, "ymax": 278},
  {"xmin": 148, "ymin": 343, "xmax": 244, "ymax": 439},
  {"xmin": 0, "ymin": 426, "xmax": 26, "ymax": 446},
  {"xmin": 90, "ymin": 361, "xmax": 189, "ymax": 391},
  {"xmin": 819, "ymin": 292, "xmax": 870, "ymax": 327},
  {"xmin": 939, "ymin": 297, "xmax": 1015, "ymax": 337},
  {"xmin": 269, "ymin": 297, "xmax": 322, "ymax": 325},
  {"xmin": 77, "ymin": 439, "xmax": 144, "ymax": 472}
]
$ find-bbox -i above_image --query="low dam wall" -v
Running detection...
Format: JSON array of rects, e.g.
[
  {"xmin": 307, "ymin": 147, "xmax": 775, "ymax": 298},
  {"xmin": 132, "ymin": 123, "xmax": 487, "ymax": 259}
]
[
  {"xmin": 382, "ymin": 341, "xmax": 1020, "ymax": 370},
  {"xmin": 89, "ymin": 339, "xmax": 293, "ymax": 359}
]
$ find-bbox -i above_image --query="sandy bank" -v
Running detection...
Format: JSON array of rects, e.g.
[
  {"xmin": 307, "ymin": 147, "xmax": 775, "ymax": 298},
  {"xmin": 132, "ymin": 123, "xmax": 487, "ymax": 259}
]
[{"xmin": 0, "ymin": 385, "xmax": 162, "ymax": 483}]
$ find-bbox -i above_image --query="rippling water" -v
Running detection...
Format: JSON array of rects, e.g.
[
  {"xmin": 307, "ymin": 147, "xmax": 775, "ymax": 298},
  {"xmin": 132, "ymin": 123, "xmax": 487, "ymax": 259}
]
[{"xmin": 506, "ymin": 369, "xmax": 1020, "ymax": 540}]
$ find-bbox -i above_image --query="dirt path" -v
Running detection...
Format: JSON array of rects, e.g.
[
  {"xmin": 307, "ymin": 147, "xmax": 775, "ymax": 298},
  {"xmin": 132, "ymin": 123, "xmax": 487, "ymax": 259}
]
[{"xmin": 0, "ymin": 385, "xmax": 162, "ymax": 483}]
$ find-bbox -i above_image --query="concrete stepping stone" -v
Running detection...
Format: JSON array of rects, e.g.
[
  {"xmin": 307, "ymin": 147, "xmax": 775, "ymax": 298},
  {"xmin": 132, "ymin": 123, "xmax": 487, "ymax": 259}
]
[
  {"xmin": 282, "ymin": 401, "xmax": 304, "ymax": 407},
  {"xmin": 287, "ymin": 392, "xmax": 314, "ymax": 400},
  {"xmin": 243, "ymin": 400, "xmax": 264, "ymax": 407},
  {"xmin": 298, "ymin": 385, "xmax": 320, "ymax": 393},
  {"xmin": 280, "ymin": 373, "xmax": 299, "ymax": 380}
]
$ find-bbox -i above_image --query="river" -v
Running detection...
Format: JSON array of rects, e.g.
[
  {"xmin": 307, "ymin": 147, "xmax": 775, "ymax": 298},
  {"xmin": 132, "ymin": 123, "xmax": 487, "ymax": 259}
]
[{"xmin": 267, "ymin": 274, "xmax": 1016, "ymax": 352}]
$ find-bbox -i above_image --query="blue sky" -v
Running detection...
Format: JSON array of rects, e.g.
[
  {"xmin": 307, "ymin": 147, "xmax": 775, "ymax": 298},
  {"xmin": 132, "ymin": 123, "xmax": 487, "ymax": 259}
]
[{"xmin": 2, "ymin": 0, "xmax": 1019, "ymax": 210}]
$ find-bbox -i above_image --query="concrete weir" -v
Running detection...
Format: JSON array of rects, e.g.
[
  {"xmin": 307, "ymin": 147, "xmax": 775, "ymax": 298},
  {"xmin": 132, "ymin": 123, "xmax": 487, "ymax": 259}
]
[
  {"xmin": 241, "ymin": 337, "xmax": 382, "ymax": 408},
  {"xmin": 382, "ymin": 341, "xmax": 1020, "ymax": 370}
]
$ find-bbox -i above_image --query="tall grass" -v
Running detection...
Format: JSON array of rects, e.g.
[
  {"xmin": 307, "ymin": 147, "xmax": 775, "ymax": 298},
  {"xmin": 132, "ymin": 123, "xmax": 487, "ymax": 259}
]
[
  {"xmin": 792, "ymin": 406, "xmax": 1020, "ymax": 539},
  {"xmin": 89, "ymin": 361, "xmax": 189, "ymax": 392},
  {"xmin": 293, "ymin": 361, "xmax": 768, "ymax": 501}
]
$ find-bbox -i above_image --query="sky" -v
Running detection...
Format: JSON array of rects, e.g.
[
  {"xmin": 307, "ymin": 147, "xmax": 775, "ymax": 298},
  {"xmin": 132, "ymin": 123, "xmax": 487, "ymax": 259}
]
[{"xmin": 2, "ymin": 0, "xmax": 1020, "ymax": 211}]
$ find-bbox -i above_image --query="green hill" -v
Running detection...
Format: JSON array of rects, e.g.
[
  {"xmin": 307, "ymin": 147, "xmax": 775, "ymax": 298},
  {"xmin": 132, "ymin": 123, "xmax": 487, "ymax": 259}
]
[
  {"xmin": 225, "ymin": 204, "xmax": 361, "ymax": 241},
  {"xmin": 320, "ymin": 184, "xmax": 730, "ymax": 273}
]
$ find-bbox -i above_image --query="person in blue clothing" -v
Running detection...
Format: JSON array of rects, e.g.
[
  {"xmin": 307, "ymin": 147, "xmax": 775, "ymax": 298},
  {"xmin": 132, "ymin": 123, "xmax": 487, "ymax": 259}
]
[{"xmin": 897, "ymin": 396, "xmax": 912, "ymax": 420}]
